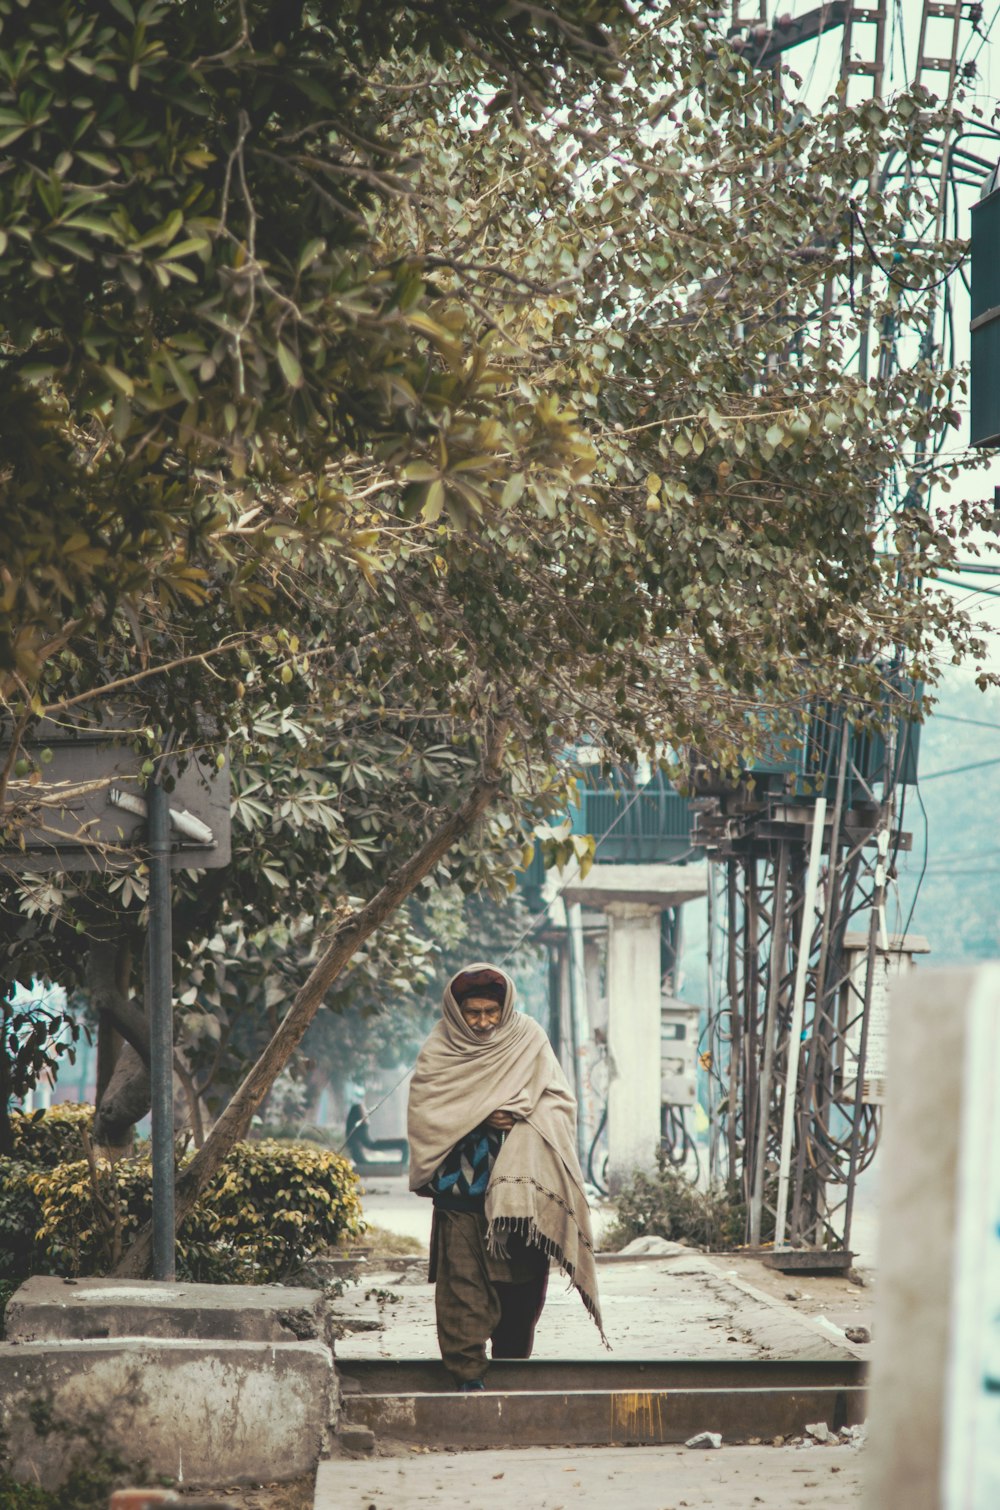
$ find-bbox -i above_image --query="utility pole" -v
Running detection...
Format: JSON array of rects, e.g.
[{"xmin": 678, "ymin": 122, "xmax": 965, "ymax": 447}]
[{"xmin": 147, "ymin": 772, "xmax": 176, "ymax": 1281}]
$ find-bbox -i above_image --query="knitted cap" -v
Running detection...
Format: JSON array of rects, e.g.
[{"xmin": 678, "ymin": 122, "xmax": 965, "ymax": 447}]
[{"xmin": 452, "ymin": 967, "xmax": 508, "ymax": 1008}]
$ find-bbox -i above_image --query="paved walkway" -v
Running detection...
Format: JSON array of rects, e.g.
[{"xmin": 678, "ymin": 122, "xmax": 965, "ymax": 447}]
[
  {"xmin": 334, "ymin": 1251, "xmax": 862, "ymax": 1363},
  {"xmin": 325, "ymin": 1178, "xmax": 873, "ymax": 1508},
  {"xmin": 316, "ymin": 1442, "xmax": 864, "ymax": 1509}
]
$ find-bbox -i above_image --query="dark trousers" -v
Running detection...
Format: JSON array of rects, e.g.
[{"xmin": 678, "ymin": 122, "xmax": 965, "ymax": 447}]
[{"xmin": 431, "ymin": 1208, "xmax": 549, "ymax": 1383}]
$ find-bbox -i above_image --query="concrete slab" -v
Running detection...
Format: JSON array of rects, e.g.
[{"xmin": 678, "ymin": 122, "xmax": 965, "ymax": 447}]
[
  {"xmin": 332, "ymin": 1253, "xmax": 863, "ymax": 1364},
  {"xmin": 0, "ymin": 1337, "xmax": 332, "ymax": 1490},
  {"xmin": 562, "ymin": 862, "xmax": 709, "ymax": 908},
  {"xmin": 5, "ymin": 1276, "xmax": 328, "ymax": 1346},
  {"xmin": 314, "ymin": 1443, "xmax": 865, "ymax": 1509}
]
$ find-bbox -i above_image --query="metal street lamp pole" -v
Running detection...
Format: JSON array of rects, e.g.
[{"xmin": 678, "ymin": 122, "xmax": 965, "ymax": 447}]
[{"xmin": 147, "ymin": 773, "xmax": 175, "ymax": 1280}]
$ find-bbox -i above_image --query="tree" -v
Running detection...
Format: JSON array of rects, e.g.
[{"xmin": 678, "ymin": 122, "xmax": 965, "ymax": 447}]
[
  {"xmin": 1, "ymin": 3, "xmax": 996, "ymax": 1268},
  {"xmin": 0, "ymin": 0, "xmax": 627, "ymax": 1154},
  {"xmin": 0, "ymin": 0, "xmax": 626, "ymax": 701}
]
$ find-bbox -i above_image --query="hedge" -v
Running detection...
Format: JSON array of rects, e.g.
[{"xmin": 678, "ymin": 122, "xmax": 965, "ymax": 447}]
[{"xmin": 1, "ymin": 1106, "xmax": 364, "ymax": 1284}]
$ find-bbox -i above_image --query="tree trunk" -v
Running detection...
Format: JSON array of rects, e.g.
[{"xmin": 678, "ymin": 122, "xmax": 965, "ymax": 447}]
[
  {"xmin": 173, "ymin": 1054, "xmax": 205, "ymax": 1147},
  {"xmin": 89, "ymin": 939, "xmax": 150, "ymax": 1064},
  {"xmin": 91, "ymin": 939, "xmax": 149, "ymax": 1156},
  {"xmin": 110, "ymin": 720, "xmax": 509, "ymax": 1277},
  {"xmin": 95, "ymin": 1017, "xmax": 123, "ymax": 1111},
  {"xmin": 92, "ymin": 1043, "xmax": 150, "ymax": 1150}
]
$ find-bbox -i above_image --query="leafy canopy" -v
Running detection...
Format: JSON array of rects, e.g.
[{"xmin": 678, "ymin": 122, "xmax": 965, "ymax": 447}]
[{"xmin": 2, "ymin": 2, "xmax": 997, "ymax": 1135}]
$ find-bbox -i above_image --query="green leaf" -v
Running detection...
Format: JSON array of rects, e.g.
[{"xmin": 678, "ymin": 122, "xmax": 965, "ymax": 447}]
[
  {"xmin": 102, "ymin": 363, "xmax": 134, "ymax": 397},
  {"xmin": 132, "ymin": 210, "xmax": 184, "ymax": 251},
  {"xmin": 277, "ymin": 343, "xmax": 303, "ymax": 389},
  {"xmin": 298, "ymin": 238, "xmax": 326, "ymax": 271},
  {"xmin": 421, "ymin": 481, "xmax": 445, "ymax": 522},
  {"xmin": 501, "ymin": 473, "xmax": 525, "ymax": 506},
  {"xmin": 164, "ymin": 352, "xmax": 197, "ymax": 403}
]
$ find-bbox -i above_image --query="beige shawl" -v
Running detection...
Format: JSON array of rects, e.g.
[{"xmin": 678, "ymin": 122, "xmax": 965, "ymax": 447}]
[{"xmin": 407, "ymin": 962, "xmax": 606, "ymax": 1343}]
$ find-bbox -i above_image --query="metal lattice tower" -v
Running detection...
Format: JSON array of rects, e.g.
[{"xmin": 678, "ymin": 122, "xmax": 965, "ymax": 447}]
[
  {"xmin": 696, "ymin": 705, "xmax": 921, "ymax": 1254},
  {"xmin": 694, "ymin": 0, "xmax": 980, "ymax": 1259}
]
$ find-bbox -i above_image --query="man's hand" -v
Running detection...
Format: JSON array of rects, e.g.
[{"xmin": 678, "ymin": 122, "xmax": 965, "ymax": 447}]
[{"xmin": 485, "ymin": 1109, "xmax": 516, "ymax": 1131}]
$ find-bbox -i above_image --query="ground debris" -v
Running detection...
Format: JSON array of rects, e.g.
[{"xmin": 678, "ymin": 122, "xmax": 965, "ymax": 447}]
[
  {"xmin": 176, "ymin": 1476, "xmax": 314, "ymax": 1509},
  {"xmin": 685, "ymin": 1431, "xmax": 722, "ymax": 1449}
]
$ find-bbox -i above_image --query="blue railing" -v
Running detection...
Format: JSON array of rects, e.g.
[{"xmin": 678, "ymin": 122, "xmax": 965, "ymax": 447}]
[{"xmin": 517, "ymin": 770, "xmax": 699, "ymax": 906}]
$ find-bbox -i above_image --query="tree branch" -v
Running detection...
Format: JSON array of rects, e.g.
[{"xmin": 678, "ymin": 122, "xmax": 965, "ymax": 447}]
[{"xmin": 111, "ymin": 717, "xmax": 510, "ymax": 1276}]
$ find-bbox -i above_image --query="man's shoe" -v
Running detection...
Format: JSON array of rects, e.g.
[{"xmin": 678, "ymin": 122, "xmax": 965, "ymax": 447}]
[{"xmin": 456, "ymin": 1379, "xmax": 485, "ymax": 1392}]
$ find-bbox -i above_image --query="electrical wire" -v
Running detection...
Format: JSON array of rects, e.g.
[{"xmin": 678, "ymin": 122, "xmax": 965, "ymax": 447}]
[
  {"xmin": 959, "ymin": 0, "xmax": 1000, "ymax": 72},
  {"xmin": 846, "ymin": 200, "xmax": 967, "ymax": 294},
  {"xmin": 333, "ymin": 774, "xmax": 684, "ymax": 1151},
  {"xmin": 919, "ymin": 753, "xmax": 1000, "ymax": 780},
  {"xmin": 899, "ymin": 783, "xmax": 929, "ymax": 944},
  {"xmin": 931, "ymin": 712, "xmax": 1000, "ymax": 732}
]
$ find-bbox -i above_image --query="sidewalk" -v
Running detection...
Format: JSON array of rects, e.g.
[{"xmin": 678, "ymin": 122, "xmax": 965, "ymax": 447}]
[
  {"xmin": 316, "ymin": 1442, "xmax": 864, "ymax": 1510},
  {"xmin": 347, "ymin": 1175, "xmax": 875, "ymax": 1357},
  {"xmin": 319, "ymin": 1183, "xmax": 873, "ymax": 1508}
]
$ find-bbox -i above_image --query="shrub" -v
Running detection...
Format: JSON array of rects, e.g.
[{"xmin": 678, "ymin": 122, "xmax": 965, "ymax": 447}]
[
  {"xmin": 0, "ymin": 1159, "xmax": 43, "ymax": 1282},
  {"xmin": 28, "ymin": 1138, "xmax": 365, "ymax": 1282},
  {"xmin": 9, "ymin": 1104, "xmax": 94, "ymax": 1167},
  {"xmin": 28, "ymin": 1155, "xmax": 155, "ymax": 1277},
  {"xmin": 603, "ymin": 1151, "xmax": 747, "ymax": 1252},
  {"xmin": 187, "ymin": 1139, "xmax": 365, "ymax": 1281},
  {"xmin": 0, "ymin": 1475, "xmax": 53, "ymax": 1509}
]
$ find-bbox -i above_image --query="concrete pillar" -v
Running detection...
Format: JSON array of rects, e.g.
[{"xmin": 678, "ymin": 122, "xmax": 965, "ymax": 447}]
[
  {"xmin": 583, "ymin": 934, "xmax": 606, "ymax": 1038},
  {"xmin": 864, "ymin": 964, "xmax": 1000, "ymax": 1510},
  {"xmin": 605, "ymin": 902, "xmax": 662, "ymax": 1185},
  {"xmin": 555, "ymin": 942, "xmax": 570, "ymax": 1087}
]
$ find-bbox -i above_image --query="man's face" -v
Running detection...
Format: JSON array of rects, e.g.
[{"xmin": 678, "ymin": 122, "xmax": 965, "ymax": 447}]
[{"xmin": 459, "ymin": 994, "xmax": 503, "ymax": 1039}]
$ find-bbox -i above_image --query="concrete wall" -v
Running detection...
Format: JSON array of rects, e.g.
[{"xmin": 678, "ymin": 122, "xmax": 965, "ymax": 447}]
[{"xmin": 0, "ymin": 1337, "xmax": 333, "ymax": 1490}]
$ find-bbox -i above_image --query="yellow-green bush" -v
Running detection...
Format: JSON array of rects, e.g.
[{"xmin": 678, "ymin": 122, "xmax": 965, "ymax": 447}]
[
  {"xmin": 9, "ymin": 1104, "xmax": 94, "ymax": 1167},
  {"xmin": 27, "ymin": 1139, "xmax": 365, "ymax": 1283},
  {"xmin": 189, "ymin": 1139, "xmax": 365, "ymax": 1281},
  {"xmin": 0, "ymin": 1159, "xmax": 42, "ymax": 1281},
  {"xmin": 2, "ymin": 1107, "xmax": 94, "ymax": 1286}
]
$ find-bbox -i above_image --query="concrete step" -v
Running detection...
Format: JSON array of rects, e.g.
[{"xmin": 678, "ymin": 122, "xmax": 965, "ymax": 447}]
[
  {"xmin": 340, "ymin": 1381, "xmax": 866, "ymax": 1448},
  {"xmin": 337, "ymin": 1355, "xmax": 866, "ymax": 1394},
  {"xmin": 5, "ymin": 1275, "xmax": 328, "ymax": 1346}
]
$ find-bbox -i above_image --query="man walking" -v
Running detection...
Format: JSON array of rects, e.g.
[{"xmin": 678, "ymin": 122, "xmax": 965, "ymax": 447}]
[{"xmin": 407, "ymin": 963, "xmax": 605, "ymax": 1389}]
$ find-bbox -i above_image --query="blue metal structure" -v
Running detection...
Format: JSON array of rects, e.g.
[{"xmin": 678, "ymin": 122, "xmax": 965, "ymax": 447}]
[
  {"xmin": 517, "ymin": 768, "xmax": 700, "ymax": 909},
  {"xmin": 692, "ymin": 696, "xmax": 921, "ymax": 808},
  {"xmin": 971, "ymin": 166, "xmax": 1000, "ymax": 449}
]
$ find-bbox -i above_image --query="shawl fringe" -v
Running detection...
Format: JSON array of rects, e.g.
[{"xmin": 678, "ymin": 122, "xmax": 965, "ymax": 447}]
[{"xmin": 487, "ymin": 1205, "xmax": 610, "ymax": 1350}]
